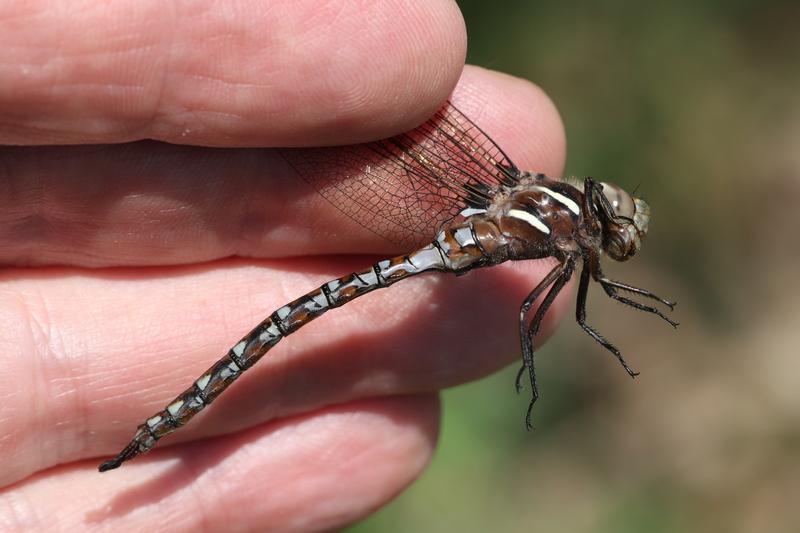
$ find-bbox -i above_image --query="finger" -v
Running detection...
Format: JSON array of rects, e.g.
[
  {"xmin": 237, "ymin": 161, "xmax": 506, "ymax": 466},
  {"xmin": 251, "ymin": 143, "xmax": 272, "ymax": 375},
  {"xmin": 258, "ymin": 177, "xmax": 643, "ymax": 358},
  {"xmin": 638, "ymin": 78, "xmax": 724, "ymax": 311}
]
[
  {"xmin": 0, "ymin": 396, "xmax": 439, "ymax": 532},
  {"xmin": 0, "ymin": 66, "xmax": 566, "ymax": 267},
  {"xmin": 0, "ymin": 0, "xmax": 466, "ymax": 146},
  {"xmin": 0, "ymin": 256, "xmax": 569, "ymax": 482}
]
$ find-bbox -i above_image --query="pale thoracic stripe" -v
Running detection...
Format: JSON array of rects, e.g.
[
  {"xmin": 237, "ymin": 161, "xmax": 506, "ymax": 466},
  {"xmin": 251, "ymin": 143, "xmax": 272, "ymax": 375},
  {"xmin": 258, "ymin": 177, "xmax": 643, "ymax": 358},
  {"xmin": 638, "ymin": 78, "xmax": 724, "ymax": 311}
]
[
  {"xmin": 532, "ymin": 185, "xmax": 581, "ymax": 215},
  {"xmin": 508, "ymin": 208, "xmax": 550, "ymax": 234},
  {"xmin": 459, "ymin": 207, "xmax": 487, "ymax": 217}
]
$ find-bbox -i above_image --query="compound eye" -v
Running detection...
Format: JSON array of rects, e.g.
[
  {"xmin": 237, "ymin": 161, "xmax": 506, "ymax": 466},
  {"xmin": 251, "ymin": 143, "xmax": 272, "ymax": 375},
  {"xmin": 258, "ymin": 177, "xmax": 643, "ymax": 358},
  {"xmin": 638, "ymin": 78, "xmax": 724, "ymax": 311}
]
[{"xmin": 600, "ymin": 182, "xmax": 635, "ymax": 219}]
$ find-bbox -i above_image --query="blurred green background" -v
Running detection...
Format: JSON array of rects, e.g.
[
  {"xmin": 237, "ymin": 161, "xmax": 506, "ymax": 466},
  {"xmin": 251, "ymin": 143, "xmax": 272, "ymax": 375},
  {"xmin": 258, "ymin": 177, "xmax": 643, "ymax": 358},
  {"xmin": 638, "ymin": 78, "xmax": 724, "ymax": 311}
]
[{"xmin": 354, "ymin": 1, "xmax": 800, "ymax": 532}]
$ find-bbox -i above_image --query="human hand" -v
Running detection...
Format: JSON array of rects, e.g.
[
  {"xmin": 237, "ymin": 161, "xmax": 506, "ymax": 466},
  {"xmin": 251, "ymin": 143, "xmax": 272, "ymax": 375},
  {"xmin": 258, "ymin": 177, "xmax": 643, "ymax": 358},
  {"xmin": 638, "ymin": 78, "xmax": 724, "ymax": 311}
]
[{"xmin": 0, "ymin": 1, "xmax": 566, "ymax": 530}]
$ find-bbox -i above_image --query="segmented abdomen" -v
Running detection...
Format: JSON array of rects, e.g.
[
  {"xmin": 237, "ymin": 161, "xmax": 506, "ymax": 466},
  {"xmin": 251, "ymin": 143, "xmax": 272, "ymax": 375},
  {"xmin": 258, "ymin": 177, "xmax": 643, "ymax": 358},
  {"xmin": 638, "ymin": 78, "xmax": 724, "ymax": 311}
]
[{"xmin": 98, "ymin": 235, "xmax": 472, "ymax": 471}]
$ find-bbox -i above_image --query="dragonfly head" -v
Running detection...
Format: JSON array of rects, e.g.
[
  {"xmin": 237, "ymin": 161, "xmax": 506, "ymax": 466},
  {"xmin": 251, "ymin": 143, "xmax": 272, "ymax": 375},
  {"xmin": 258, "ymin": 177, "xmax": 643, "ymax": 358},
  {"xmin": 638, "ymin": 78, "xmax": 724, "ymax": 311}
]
[{"xmin": 595, "ymin": 181, "xmax": 650, "ymax": 262}]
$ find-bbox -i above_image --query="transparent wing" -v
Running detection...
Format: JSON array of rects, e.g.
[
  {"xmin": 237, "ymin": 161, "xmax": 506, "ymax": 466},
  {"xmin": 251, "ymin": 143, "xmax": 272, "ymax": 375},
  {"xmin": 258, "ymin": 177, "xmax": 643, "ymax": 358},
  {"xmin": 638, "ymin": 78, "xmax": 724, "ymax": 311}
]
[{"xmin": 279, "ymin": 101, "xmax": 521, "ymax": 248}]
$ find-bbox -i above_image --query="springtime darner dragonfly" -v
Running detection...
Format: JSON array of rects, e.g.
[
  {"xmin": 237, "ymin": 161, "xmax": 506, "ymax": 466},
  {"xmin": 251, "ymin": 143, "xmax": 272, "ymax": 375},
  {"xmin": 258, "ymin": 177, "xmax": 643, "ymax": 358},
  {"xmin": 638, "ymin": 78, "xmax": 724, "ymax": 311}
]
[{"xmin": 99, "ymin": 102, "xmax": 677, "ymax": 472}]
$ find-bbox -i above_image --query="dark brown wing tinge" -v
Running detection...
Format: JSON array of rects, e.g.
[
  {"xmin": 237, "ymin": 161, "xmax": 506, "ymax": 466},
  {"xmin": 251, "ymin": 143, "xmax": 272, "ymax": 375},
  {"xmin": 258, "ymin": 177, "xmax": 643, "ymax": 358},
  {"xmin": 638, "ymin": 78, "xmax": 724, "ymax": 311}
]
[{"xmin": 279, "ymin": 101, "xmax": 520, "ymax": 248}]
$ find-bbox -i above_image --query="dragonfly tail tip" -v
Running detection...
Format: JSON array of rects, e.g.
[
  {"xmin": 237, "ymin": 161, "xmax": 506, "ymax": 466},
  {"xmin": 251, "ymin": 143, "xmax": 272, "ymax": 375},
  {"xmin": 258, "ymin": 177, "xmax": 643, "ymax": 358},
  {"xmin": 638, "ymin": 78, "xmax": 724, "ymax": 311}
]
[{"xmin": 98, "ymin": 458, "xmax": 122, "ymax": 472}]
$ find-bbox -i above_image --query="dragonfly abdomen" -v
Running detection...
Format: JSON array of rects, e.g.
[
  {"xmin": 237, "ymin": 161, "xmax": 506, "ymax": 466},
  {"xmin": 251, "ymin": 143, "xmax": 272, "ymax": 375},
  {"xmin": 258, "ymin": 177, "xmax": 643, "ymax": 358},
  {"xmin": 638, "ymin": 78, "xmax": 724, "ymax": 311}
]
[{"xmin": 99, "ymin": 227, "xmax": 486, "ymax": 471}]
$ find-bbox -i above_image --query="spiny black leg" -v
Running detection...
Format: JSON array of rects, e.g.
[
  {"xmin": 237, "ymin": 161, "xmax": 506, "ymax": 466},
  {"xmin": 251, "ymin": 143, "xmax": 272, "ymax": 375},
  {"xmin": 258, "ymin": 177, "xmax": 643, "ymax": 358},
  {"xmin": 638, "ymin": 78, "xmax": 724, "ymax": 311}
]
[
  {"xmin": 516, "ymin": 262, "xmax": 566, "ymax": 394},
  {"xmin": 521, "ymin": 259, "xmax": 575, "ymax": 430},
  {"xmin": 514, "ymin": 364, "xmax": 526, "ymax": 394},
  {"xmin": 597, "ymin": 277, "xmax": 676, "ymax": 310},
  {"xmin": 589, "ymin": 258, "xmax": 676, "ymax": 324},
  {"xmin": 576, "ymin": 266, "xmax": 639, "ymax": 378},
  {"xmin": 600, "ymin": 282, "xmax": 679, "ymax": 328}
]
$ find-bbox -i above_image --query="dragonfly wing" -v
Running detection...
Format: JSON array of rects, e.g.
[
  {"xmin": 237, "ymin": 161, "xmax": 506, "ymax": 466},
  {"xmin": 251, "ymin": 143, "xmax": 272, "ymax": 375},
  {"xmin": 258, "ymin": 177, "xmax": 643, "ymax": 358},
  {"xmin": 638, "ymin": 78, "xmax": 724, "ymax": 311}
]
[{"xmin": 278, "ymin": 101, "xmax": 522, "ymax": 248}]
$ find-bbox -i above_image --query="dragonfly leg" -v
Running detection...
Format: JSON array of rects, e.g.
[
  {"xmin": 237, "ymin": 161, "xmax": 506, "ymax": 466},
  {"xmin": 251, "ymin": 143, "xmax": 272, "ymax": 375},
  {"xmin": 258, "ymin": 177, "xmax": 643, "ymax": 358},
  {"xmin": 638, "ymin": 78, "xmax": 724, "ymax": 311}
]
[
  {"xmin": 600, "ymin": 282, "xmax": 679, "ymax": 328},
  {"xmin": 601, "ymin": 278, "xmax": 676, "ymax": 309},
  {"xmin": 590, "ymin": 260, "xmax": 678, "ymax": 327},
  {"xmin": 518, "ymin": 258, "xmax": 575, "ymax": 430},
  {"xmin": 516, "ymin": 261, "xmax": 569, "ymax": 394},
  {"xmin": 591, "ymin": 262, "xmax": 676, "ymax": 310},
  {"xmin": 576, "ymin": 265, "xmax": 639, "ymax": 378}
]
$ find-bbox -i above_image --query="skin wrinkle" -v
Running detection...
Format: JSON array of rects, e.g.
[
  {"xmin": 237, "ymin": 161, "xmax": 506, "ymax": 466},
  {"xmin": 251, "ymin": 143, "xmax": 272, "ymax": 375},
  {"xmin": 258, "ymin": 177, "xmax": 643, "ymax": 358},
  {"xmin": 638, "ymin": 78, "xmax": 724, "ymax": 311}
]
[
  {"xmin": 185, "ymin": 457, "xmax": 216, "ymax": 533},
  {"xmin": 234, "ymin": 164, "xmax": 275, "ymax": 256},
  {"xmin": 0, "ymin": 490, "xmax": 40, "ymax": 531},
  {"xmin": 137, "ymin": 2, "xmax": 175, "ymax": 141},
  {"xmin": 310, "ymin": 8, "xmax": 388, "ymax": 115},
  {"xmin": 0, "ymin": 285, "xmax": 42, "ymax": 475},
  {"xmin": 19, "ymin": 283, "xmax": 66, "ymax": 465},
  {"xmin": 165, "ymin": 0, "xmax": 302, "ymax": 139},
  {"xmin": 53, "ymin": 8, "xmax": 141, "ymax": 132}
]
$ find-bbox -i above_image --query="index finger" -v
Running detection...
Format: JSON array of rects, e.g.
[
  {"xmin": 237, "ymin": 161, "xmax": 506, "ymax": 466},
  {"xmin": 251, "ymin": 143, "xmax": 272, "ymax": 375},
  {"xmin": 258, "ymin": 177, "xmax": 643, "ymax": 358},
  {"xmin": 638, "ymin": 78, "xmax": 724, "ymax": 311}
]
[{"xmin": 0, "ymin": 0, "xmax": 466, "ymax": 146}]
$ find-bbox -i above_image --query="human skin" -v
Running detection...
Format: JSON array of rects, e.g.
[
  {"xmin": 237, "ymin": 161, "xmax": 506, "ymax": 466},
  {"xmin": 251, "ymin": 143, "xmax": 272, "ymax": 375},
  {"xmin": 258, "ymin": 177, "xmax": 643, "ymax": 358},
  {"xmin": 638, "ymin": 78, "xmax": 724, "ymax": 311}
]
[{"xmin": 0, "ymin": 1, "xmax": 567, "ymax": 530}]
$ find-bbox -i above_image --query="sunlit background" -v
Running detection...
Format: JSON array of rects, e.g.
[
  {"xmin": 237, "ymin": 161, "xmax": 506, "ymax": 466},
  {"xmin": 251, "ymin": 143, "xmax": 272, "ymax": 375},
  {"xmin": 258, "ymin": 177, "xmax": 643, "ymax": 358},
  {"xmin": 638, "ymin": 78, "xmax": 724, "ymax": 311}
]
[{"xmin": 354, "ymin": 1, "xmax": 800, "ymax": 532}]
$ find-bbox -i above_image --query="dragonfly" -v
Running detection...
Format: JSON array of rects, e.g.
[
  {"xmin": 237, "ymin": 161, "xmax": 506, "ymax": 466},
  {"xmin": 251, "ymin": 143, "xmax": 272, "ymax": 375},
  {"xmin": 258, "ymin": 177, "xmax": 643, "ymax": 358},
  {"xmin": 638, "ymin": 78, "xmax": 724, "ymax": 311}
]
[{"xmin": 99, "ymin": 101, "xmax": 677, "ymax": 471}]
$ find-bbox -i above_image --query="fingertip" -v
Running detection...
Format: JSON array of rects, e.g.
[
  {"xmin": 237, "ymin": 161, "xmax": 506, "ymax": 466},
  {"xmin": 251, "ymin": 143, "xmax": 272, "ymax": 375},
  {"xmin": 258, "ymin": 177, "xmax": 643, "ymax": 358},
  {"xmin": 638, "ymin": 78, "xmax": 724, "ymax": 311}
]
[
  {"xmin": 453, "ymin": 66, "xmax": 567, "ymax": 178},
  {"xmin": 274, "ymin": 0, "xmax": 468, "ymax": 146}
]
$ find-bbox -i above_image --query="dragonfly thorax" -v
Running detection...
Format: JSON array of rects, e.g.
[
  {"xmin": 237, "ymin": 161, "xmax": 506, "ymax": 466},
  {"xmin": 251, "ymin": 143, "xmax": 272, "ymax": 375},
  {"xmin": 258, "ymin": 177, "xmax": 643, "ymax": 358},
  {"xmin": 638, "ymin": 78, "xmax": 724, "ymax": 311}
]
[{"xmin": 476, "ymin": 177, "xmax": 586, "ymax": 262}]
